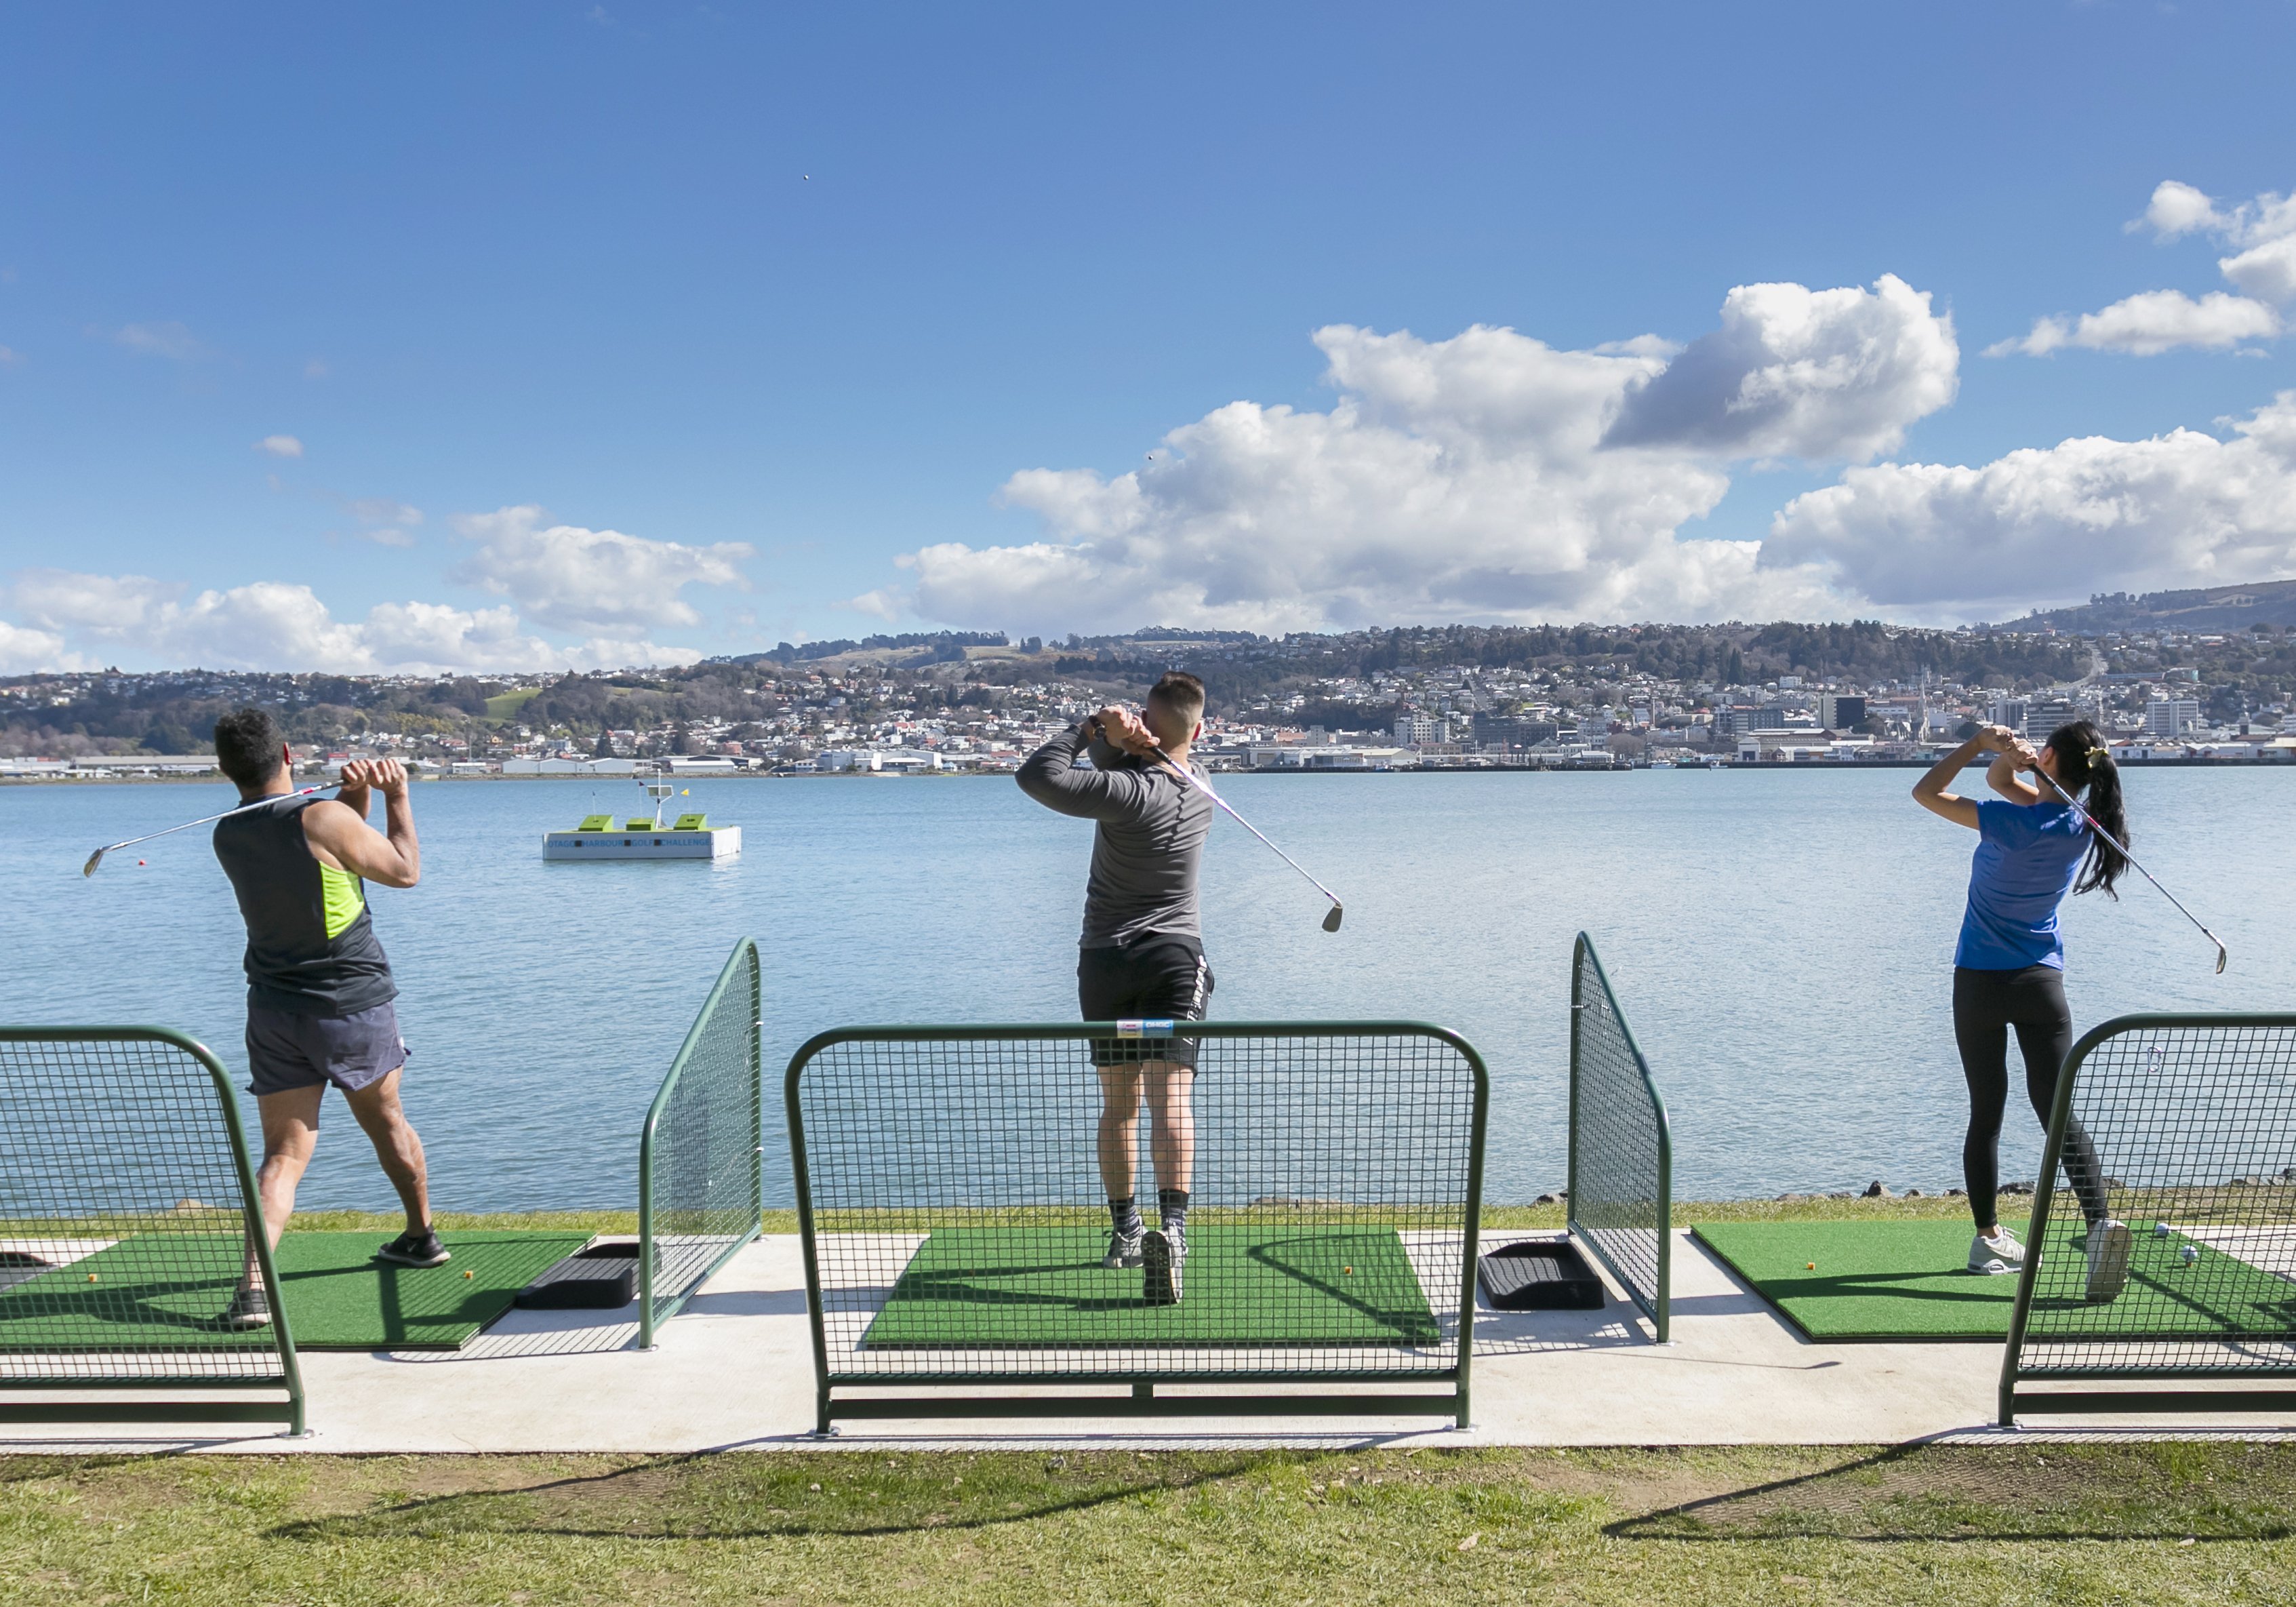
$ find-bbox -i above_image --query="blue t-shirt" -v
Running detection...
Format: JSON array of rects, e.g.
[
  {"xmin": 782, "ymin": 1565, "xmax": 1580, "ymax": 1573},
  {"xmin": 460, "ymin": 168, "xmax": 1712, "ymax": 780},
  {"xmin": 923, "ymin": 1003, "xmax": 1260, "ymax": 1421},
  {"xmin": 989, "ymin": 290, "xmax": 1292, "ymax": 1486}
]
[{"xmin": 1955, "ymin": 797, "xmax": 2091, "ymax": 971}]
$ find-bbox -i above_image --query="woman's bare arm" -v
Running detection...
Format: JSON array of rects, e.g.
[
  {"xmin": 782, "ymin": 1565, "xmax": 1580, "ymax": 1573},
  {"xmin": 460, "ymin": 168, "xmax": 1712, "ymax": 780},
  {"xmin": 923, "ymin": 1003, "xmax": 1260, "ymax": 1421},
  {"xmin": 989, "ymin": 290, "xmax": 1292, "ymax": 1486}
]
[
  {"xmin": 1985, "ymin": 736, "xmax": 2045, "ymax": 804},
  {"xmin": 1912, "ymin": 730, "xmax": 2004, "ymax": 831}
]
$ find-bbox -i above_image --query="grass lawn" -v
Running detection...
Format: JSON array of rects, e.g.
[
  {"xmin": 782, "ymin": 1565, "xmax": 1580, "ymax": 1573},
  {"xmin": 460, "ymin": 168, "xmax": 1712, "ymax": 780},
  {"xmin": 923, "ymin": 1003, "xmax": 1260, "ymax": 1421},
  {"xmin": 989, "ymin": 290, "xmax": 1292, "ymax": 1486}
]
[
  {"xmin": 3, "ymin": 1442, "xmax": 2292, "ymax": 1605},
  {"xmin": 5, "ymin": 1199, "xmax": 2287, "ymax": 1604},
  {"xmin": 481, "ymin": 687, "xmax": 541, "ymax": 722}
]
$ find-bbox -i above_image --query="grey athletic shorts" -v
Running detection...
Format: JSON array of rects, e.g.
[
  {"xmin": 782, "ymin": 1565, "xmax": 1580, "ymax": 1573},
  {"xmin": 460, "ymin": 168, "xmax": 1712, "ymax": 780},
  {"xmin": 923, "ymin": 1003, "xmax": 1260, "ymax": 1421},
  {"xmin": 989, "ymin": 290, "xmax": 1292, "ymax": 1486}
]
[{"xmin": 245, "ymin": 999, "xmax": 409, "ymax": 1098}]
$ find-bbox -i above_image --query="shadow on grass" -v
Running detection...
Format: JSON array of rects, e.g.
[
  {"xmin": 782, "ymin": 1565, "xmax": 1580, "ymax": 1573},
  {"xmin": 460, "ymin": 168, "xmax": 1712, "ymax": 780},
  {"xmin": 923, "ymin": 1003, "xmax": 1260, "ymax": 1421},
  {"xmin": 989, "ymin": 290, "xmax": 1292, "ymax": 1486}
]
[
  {"xmin": 266, "ymin": 1451, "xmax": 1264, "ymax": 1541},
  {"xmin": 0, "ymin": 1452, "xmax": 179, "ymax": 1484},
  {"xmin": 1607, "ymin": 1442, "xmax": 2296, "ymax": 1543}
]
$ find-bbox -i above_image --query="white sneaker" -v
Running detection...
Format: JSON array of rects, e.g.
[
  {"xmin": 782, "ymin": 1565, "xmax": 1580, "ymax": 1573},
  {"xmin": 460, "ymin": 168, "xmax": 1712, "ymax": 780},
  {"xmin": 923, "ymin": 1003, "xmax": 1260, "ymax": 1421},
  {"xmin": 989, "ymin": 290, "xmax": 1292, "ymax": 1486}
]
[
  {"xmin": 2084, "ymin": 1219, "xmax": 2133, "ymax": 1303},
  {"xmin": 1969, "ymin": 1230, "xmax": 2025, "ymax": 1275}
]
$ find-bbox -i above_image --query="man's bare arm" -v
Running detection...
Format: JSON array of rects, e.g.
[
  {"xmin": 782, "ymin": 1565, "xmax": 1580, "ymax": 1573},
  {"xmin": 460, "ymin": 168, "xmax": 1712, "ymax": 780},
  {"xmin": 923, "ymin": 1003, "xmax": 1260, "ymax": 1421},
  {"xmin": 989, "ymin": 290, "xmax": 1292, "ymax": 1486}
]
[{"xmin": 304, "ymin": 759, "xmax": 420, "ymax": 887}]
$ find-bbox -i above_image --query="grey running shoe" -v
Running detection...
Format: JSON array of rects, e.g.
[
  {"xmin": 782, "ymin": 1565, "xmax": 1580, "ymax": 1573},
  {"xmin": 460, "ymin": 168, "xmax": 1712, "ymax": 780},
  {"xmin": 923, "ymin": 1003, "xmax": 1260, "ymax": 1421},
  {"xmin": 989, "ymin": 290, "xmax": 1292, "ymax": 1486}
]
[
  {"xmin": 378, "ymin": 1228, "xmax": 451, "ymax": 1269},
  {"xmin": 1142, "ymin": 1227, "xmax": 1184, "ymax": 1307},
  {"xmin": 1968, "ymin": 1230, "xmax": 2024, "ymax": 1275},
  {"xmin": 1103, "ymin": 1224, "xmax": 1144, "ymax": 1269},
  {"xmin": 2084, "ymin": 1218, "xmax": 2133, "ymax": 1303},
  {"xmin": 220, "ymin": 1285, "xmax": 272, "ymax": 1329}
]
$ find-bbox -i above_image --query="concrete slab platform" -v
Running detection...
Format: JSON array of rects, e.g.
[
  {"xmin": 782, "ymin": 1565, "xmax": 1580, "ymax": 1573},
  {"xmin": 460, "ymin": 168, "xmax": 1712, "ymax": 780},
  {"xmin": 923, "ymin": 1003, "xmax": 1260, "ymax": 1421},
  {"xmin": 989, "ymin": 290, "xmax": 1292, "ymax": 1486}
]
[{"xmin": 4, "ymin": 1231, "xmax": 2292, "ymax": 1454}]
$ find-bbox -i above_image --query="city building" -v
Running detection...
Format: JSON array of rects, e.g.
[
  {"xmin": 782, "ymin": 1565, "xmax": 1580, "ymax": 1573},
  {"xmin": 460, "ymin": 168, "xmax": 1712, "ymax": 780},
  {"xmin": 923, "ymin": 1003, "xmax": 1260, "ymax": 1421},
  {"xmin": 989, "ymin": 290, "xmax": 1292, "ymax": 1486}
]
[
  {"xmin": 1814, "ymin": 694, "xmax": 1866, "ymax": 730},
  {"xmin": 2145, "ymin": 698, "xmax": 2202, "ymax": 738}
]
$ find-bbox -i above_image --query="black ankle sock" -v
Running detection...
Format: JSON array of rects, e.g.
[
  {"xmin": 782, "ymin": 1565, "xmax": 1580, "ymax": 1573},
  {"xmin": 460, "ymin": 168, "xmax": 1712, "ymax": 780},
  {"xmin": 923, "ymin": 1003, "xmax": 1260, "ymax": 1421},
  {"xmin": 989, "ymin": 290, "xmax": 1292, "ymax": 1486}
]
[
  {"xmin": 1109, "ymin": 1196, "xmax": 1142, "ymax": 1234},
  {"xmin": 1158, "ymin": 1188, "xmax": 1190, "ymax": 1233}
]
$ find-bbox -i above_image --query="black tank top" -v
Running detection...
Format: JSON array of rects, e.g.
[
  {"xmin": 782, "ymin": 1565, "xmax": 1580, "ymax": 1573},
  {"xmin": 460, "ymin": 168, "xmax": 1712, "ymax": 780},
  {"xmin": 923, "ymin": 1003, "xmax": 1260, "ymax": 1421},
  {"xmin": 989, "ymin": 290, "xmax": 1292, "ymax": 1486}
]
[{"xmin": 212, "ymin": 794, "xmax": 397, "ymax": 1017}]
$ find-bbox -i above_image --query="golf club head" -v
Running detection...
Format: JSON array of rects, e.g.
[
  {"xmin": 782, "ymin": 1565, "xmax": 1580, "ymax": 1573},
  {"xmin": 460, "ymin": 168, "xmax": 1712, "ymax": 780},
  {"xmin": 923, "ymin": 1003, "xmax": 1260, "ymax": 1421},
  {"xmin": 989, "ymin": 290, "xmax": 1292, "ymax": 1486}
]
[
  {"xmin": 82, "ymin": 848, "xmax": 106, "ymax": 878},
  {"xmin": 2215, "ymin": 945, "xmax": 2228, "ymax": 975},
  {"xmin": 1321, "ymin": 903, "xmax": 1344, "ymax": 933}
]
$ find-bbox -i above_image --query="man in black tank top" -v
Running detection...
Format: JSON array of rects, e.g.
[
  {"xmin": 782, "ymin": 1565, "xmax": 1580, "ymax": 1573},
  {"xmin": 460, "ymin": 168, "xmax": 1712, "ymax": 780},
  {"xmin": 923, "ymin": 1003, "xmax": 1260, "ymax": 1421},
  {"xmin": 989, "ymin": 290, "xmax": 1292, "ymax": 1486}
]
[{"xmin": 210, "ymin": 708, "xmax": 443, "ymax": 1329}]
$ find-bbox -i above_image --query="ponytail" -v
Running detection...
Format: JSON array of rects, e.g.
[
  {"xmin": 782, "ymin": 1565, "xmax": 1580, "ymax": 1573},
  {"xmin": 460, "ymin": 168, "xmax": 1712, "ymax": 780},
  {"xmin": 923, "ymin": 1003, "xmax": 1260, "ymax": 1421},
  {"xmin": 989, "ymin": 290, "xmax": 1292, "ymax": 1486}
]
[{"xmin": 2047, "ymin": 720, "xmax": 2127, "ymax": 898}]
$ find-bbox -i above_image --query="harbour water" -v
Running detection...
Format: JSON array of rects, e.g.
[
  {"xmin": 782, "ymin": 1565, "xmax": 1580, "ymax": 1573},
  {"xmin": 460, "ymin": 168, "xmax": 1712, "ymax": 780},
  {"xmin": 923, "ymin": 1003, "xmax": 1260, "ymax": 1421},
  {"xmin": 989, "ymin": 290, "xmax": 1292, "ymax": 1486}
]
[{"xmin": 6, "ymin": 768, "xmax": 2289, "ymax": 1212}]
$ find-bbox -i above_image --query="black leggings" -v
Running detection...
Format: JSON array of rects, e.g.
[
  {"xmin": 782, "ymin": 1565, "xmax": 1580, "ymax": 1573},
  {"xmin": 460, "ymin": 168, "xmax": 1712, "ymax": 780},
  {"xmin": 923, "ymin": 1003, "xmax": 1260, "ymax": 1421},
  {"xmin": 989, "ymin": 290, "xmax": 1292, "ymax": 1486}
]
[{"xmin": 1952, "ymin": 966, "xmax": 2108, "ymax": 1231}]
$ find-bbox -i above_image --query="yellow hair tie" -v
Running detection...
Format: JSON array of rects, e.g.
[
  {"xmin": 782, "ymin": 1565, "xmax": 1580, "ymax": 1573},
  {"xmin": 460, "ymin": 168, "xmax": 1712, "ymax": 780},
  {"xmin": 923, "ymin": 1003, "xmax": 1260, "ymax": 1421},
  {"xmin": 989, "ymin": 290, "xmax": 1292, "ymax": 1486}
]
[{"xmin": 2087, "ymin": 746, "xmax": 2110, "ymax": 763}]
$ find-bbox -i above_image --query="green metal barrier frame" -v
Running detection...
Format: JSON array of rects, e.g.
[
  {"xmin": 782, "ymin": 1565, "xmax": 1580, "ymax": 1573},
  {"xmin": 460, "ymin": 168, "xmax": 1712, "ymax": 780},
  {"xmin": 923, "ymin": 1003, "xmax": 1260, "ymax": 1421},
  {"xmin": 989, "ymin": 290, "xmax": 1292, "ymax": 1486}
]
[
  {"xmin": 0, "ymin": 1026, "xmax": 307, "ymax": 1435},
  {"xmin": 637, "ymin": 938, "xmax": 765, "ymax": 1349},
  {"xmin": 787, "ymin": 1020, "xmax": 1489, "ymax": 1433},
  {"xmin": 1999, "ymin": 1011, "xmax": 2296, "ymax": 1426},
  {"xmin": 1566, "ymin": 934, "xmax": 1673, "ymax": 1342}
]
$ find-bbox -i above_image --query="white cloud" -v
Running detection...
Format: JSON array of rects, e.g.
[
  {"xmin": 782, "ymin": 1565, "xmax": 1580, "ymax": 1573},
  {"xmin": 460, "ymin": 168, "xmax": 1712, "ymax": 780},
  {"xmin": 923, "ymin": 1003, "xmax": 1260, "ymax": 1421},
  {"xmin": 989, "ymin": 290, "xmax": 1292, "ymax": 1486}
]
[
  {"xmin": 3, "ymin": 570, "xmax": 705, "ymax": 675},
  {"xmin": 344, "ymin": 498, "xmax": 422, "ymax": 549},
  {"xmin": 256, "ymin": 434, "xmax": 304, "ymax": 458},
  {"xmin": 841, "ymin": 589, "xmax": 903, "ymax": 622},
  {"xmin": 2000, "ymin": 182, "xmax": 2296, "ymax": 361},
  {"xmin": 1986, "ymin": 290, "xmax": 2282, "ymax": 357},
  {"xmin": 11, "ymin": 570, "xmax": 182, "ymax": 634},
  {"xmin": 2135, "ymin": 180, "xmax": 2296, "ymax": 256},
  {"xmin": 0, "ymin": 345, "xmax": 22, "ymax": 368},
  {"xmin": 349, "ymin": 498, "xmax": 422, "ymax": 527},
  {"xmin": 449, "ymin": 505, "xmax": 752, "ymax": 636},
  {"xmin": 110, "ymin": 321, "xmax": 205, "ymax": 360},
  {"xmin": 1602, "ymin": 275, "xmax": 1958, "ymax": 460},
  {"xmin": 1763, "ymin": 391, "xmax": 2296, "ymax": 614},
  {"xmin": 898, "ymin": 290, "xmax": 1935, "ymax": 636},
  {"xmin": 2221, "ymin": 235, "xmax": 2296, "ymax": 306},
  {"xmin": 0, "ymin": 619, "xmax": 72, "ymax": 673},
  {"xmin": 2133, "ymin": 180, "xmax": 2229, "ymax": 240}
]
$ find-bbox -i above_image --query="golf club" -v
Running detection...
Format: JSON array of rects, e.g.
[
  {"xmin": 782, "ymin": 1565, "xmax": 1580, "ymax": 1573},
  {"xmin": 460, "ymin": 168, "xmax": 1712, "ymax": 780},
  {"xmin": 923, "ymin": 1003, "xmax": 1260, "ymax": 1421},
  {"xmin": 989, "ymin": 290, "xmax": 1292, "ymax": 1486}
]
[
  {"xmin": 2030, "ymin": 759, "xmax": 2228, "ymax": 974},
  {"xmin": 82, "ymin": 786, "xmax": 328, "ymax": 877},
  {"xmin": 1152, "ymin": 745, "xmax": 1344, "ymax": 932}
]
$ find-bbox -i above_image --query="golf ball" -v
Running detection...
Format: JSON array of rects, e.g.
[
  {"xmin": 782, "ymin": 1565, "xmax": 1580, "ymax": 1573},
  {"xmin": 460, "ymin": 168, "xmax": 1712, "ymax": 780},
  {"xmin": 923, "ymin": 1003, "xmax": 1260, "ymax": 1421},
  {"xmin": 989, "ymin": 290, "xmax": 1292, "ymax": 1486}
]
[
  {"xmin": 2181, "ymin": 1245, "xmax": 2200, "ymax": 1264},
  {"xmin": 2154, "ymin": 1222, "xmax": 2173, "ymax": 1237}
]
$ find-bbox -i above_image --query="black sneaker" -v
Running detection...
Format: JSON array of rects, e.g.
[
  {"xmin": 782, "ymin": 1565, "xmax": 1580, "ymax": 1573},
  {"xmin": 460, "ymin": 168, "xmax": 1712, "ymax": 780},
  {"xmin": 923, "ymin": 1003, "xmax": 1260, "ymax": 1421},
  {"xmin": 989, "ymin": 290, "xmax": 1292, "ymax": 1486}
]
[
  {"xmin": 378, "ymin": 1228, "xmax": 451, "ymax": 1268},
  {"xmin": 219, "ymin": 1285, "xmax": 272, "ymax": 1329},
  {"xmin": 1142, "ymin": 1227, "xmax": 1184, "ymax": 1307},
  {"xmin": 1103, "ymin": 1224, "xmax": 1144, "ymax": 1269}
]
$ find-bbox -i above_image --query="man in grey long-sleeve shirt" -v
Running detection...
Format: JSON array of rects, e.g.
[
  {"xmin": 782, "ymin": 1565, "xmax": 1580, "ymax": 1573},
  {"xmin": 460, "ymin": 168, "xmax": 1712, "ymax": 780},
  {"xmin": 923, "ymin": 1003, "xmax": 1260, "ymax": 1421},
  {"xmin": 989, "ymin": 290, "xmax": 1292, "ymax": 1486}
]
[{"xmin": 1017, "ymin": 669, "xmax": 1213, "ymax": 1305}]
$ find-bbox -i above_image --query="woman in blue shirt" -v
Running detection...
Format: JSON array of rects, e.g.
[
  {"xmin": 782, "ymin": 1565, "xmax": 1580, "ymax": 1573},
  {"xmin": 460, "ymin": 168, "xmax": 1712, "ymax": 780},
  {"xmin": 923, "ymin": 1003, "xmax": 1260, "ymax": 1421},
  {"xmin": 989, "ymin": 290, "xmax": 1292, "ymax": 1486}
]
[{"xmin": 1913, "ymin": 719, "xmax": 2132, "ymax": 1301}]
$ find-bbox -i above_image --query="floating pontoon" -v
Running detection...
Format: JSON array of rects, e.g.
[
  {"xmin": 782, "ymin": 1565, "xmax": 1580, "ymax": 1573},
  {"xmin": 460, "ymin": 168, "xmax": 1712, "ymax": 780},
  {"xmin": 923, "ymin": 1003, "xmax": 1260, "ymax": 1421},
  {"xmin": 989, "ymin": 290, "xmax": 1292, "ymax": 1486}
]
[{"xmin": 542, "ymin": 767, "xmax": 741, "ymax": 860}]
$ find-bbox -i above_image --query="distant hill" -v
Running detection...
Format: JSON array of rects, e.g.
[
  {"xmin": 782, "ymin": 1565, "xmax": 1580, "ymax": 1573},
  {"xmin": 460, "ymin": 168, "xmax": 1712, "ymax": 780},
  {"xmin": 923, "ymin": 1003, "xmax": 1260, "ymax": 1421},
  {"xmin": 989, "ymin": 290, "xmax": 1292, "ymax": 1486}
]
[{"xmin": 2004, "ymin": 580, "xmax": 2296, "ymax": 634}]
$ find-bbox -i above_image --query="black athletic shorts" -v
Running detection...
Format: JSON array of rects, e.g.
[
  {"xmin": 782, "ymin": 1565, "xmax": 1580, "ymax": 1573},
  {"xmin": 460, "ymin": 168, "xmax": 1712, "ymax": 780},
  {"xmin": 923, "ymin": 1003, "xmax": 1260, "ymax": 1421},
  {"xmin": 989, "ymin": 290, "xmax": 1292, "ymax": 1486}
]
[{"xmin": 1079, "ymin": 934, "xmax": 1213, "ymax": 1070}]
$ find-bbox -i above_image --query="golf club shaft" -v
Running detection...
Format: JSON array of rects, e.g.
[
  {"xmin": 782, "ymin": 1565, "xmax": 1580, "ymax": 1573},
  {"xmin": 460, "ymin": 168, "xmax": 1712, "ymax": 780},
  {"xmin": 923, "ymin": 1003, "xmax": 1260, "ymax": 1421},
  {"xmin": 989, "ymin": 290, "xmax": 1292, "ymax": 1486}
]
[
  {"xmin": 2030, "ymin": 762, "xmax": 2228, "ymax": 971},
  {"xmin": 96, "ymin": 785, "xmax": 325, "ymax": 855},
  {"xmin": 1152, "ymin": 749, "xmax": 1343, "ymax": 909}
]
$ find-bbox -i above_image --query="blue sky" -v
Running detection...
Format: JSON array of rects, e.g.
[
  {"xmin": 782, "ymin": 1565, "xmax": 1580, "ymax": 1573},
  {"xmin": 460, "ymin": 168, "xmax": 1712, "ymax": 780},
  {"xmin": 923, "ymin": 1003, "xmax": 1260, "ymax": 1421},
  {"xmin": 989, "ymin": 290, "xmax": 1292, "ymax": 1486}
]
[{"xmin": 3, "ymin": 2, "xmax": 2293, "ymax": 672}]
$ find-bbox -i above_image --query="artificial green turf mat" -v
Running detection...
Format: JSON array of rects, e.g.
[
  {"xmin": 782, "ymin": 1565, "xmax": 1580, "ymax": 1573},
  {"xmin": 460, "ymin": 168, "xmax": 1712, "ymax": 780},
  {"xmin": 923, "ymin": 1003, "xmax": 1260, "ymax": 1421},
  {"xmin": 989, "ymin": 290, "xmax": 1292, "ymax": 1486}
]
[
  {"xmin": 0, "ymin": 1230, "xmax": 589, "ymax": 1352},
  {"xmin": 270, "ymin": 1231, "xmax": 592, "ymax": 1349},
  {"xmin": 1694, "ymin": 1219, "xmax": 2296, "ymax": 1343},
  {"xmin": 862, "ymin": 1225, "xmax": 1439, "ymax": 1348}
]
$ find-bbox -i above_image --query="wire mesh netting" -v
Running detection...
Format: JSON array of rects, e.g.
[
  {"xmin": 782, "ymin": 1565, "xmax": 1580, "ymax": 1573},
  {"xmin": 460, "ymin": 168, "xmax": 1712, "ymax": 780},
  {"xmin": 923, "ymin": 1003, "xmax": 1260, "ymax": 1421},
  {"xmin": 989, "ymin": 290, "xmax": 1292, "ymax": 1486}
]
[
  {"xmin": 639, "ymin": 939, "xmax": 763, "ymax": 1346},
  {"xmin": 0, "ymin": 1029, "xmax": 298, "ymax": 1414},
  {"xmin": 790, "ymin": 1025, "xmax": 1485, "ymax": 1395},
  {"xmin": 2006, "ymin": 1017, "xmax": 2296, "ymax": 1392},
  {"xmin": 1568, "ymin": 935, "xmax": 1672, "ymax": 1340}
]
